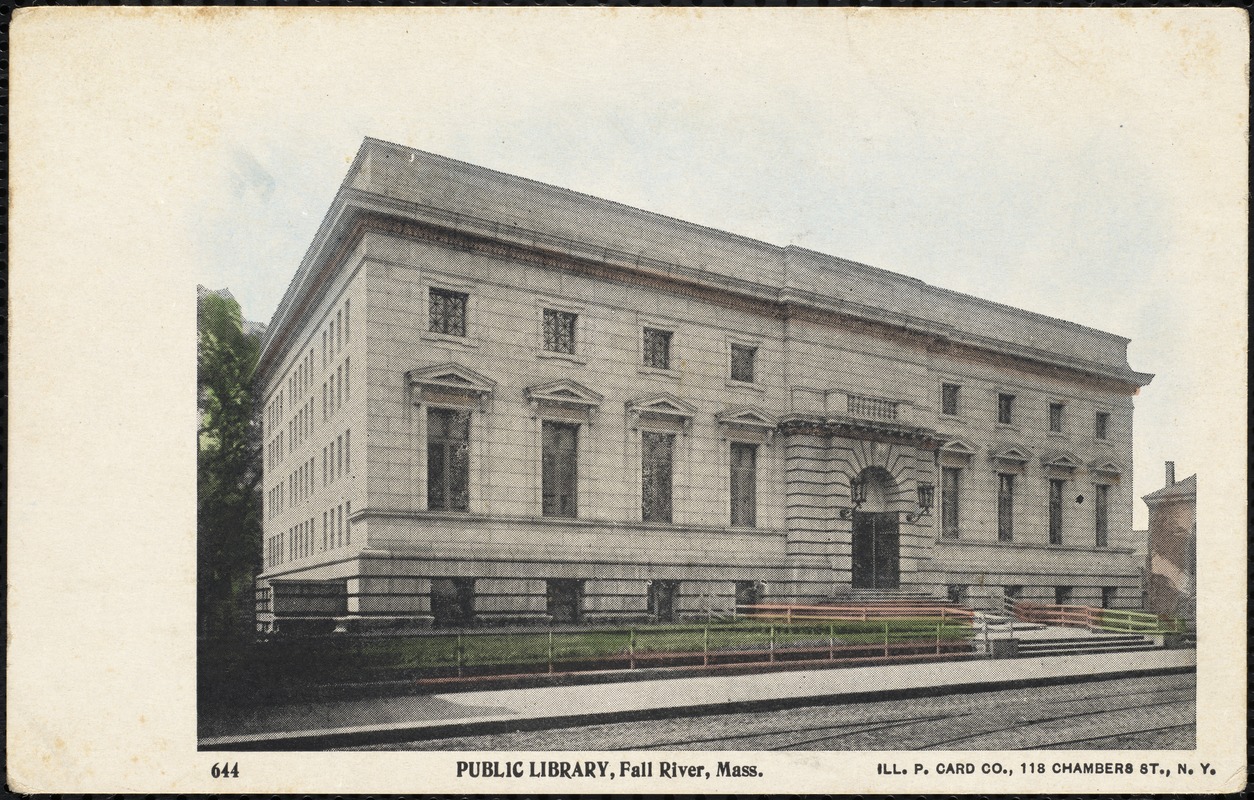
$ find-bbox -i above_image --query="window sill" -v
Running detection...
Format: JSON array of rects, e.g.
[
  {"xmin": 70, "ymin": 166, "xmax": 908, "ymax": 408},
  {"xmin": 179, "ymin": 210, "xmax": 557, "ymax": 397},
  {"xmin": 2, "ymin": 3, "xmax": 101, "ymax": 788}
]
[
  {"xmin": 995, "ymin": 423, "xmax": 1020, "ymax": 433},
  {"xmin": 937, "ymin": 414, "xmax": 967, "ymax": 425},
  {"xmin": 638, "ymin": 365, "xmax": 678, "ymax": 378},
  {"xmin": 725, "ymin": 379, "xmax": 765, "ymax": 393},
  {"xmin": 1046, "ymin": 431, "xmax": 1069, "ymax": 440},
  {"xmin": 537, "ymin": 350, "xmax": 586, "ymax": 365},
  {"xmin": 421, "ymin": 331, "xmax": 478, "ymax": 348}
]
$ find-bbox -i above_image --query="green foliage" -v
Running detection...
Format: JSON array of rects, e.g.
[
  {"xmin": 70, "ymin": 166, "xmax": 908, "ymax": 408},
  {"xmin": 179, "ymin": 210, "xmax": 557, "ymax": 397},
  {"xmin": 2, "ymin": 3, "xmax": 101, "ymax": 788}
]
[{"xmin": 198, "ymin": 291, "xmax": 263, "ymax": 642}]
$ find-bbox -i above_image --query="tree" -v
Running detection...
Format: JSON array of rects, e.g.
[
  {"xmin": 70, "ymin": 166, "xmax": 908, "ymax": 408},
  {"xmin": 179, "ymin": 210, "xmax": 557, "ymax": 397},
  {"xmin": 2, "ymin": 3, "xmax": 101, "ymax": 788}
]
[{"xmin": 197, "ymin": 289, "xmax": 263, "ymax": 642}]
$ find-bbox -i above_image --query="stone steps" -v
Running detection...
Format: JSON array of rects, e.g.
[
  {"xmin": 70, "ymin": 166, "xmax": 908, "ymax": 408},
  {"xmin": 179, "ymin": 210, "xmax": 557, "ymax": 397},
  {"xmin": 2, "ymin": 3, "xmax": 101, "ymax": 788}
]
[{"xmin": 1015, "ymin": 634, "xmax": 1157, "ymax": 658}]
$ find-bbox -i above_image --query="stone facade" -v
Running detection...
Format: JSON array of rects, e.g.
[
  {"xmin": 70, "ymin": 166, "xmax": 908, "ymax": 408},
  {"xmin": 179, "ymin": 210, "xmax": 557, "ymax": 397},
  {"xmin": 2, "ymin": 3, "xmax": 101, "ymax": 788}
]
[{"xmin": 253, "ymin": 138, "xmax": 1154, "ymax": 631}]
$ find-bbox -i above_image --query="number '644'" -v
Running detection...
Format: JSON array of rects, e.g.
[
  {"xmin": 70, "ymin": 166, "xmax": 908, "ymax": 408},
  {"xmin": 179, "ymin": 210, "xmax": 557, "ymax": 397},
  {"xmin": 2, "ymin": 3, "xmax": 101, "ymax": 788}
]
[{"xmin": 211, "ymin": 762, "xmax": 239, "ymax": 778}]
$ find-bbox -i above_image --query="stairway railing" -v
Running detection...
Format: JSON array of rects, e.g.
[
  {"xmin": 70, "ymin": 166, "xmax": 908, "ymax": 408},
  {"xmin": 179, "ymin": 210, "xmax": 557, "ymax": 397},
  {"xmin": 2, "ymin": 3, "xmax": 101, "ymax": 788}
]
[{"xmin": 1007, "ymin": 600, "xmax": 1183, "ymax": 634}]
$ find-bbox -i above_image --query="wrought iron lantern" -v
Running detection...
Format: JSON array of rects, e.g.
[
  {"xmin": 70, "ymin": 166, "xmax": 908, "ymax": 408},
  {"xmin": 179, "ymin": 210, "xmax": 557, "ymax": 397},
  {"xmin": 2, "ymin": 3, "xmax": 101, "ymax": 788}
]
[
  {"xmin": 905, "ymin": 482, "xmax": 935, "ymax": 522},
  {"xmin": 838, "ymin": 476, "xmax": 867, "ymax": 519}
]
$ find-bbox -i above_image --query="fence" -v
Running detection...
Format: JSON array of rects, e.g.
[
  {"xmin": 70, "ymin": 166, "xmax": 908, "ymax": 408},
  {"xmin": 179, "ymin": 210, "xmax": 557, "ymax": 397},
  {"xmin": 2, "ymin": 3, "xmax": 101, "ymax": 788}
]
[
  {"xmin": 737, "ymin": 602, "xmax": 976, "ymax": 623},
  {"xmin": 225, "ymin": 616, "xmax": 977, "ymax": 688},
  {"xmin": 1008, "ymin": 599, "xmax": 1184, "ymax": 634}
]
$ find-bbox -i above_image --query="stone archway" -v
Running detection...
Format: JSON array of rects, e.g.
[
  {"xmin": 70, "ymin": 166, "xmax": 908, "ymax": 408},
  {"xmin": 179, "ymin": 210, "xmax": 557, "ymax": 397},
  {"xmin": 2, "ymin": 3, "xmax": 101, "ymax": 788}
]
[{"xmin": 851, "ymin": 467, "xmax": 900, "ymax": 589}]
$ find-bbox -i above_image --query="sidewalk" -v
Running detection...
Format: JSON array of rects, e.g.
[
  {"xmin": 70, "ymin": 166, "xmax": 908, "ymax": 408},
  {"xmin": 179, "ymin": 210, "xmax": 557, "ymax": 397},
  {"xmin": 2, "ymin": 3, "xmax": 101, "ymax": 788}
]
[{"xmin": 200, "ymin": 647, "xmax": 1194, "ymax": 750}]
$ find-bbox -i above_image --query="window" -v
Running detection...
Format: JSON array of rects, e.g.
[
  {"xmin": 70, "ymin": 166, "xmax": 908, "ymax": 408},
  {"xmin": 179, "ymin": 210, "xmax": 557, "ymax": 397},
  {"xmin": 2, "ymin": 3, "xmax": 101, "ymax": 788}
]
[
  {"xmin": 730, "ymin": 442, "xmax": 757, "ymax": 527},
  {"xmin": 1095, "ymin": 411, "xmax": 1110, "ymax": 440},
  {"xmin": 941, "ymin": 467, "xmax": 961, "ymax": 538},
  {"xmin": 344, "ymin": 357, "xmax": 350, "ymax": 402},
  {"xmin": 997, "ymin": 473, "xmax": 1014, "ymax": 542},
  {"xmin": 542, "ymin": 421, "xmax": 578, "ymax": 518},
  {"xmin": 1095, "ymin": 483, "xmax": 1109, "ymax": 547},
  {"xmin": 344, "ymin": 429, "xmax": 351, "ymax": 474},
  {"xmin": 730, "ymin": 344, "xmax": 756, "ymax": 383},
  {"xmin": 1049, "ymin": 402, "xmax": 1064, "ymax": 433},
  {"xmin": 543, "ymin": 309, "xmax": 577, "ymax": 354},
  {"xmin": 946, "ymin": 585, "xmax": 967, "ymax": 604},
  {"xmin": 429, "ymin": 288, "xmax": 468, "ymax": 337},
  {"xmin": 997, "ymin": 393, "xmax": 1015, "ymax": 425},
  {"xmin": 735, "ymin": 580, "xmax": 760, "ymax": 610},
  {"xmin": 1049, "ymin": 479, "xmax": 1064, "ymax": 545},
  {"xmin": 430, "ymin": 578, "xmax": 475, "ymax": 628},
  {"xmin": 641, "ymin": 431, "xmax": 675, "ymax": 523},
  {"xmin": 427, "ymin": 408, "xmax": 470, "ymax": 511},
  {"xmin": 941, "ymin": 383, "xmax": 960, "ymax": 416},
  {"xmin": 546, "ymin": 579, "xmax": 583, "ymax": 624},
  {"xmin": 643, "ymin": 327, "xmax": 672, "ymax": 370},
  {"xmin": 647, "ymin": 580, "xmax": 680, "ymax": 623},
  {"xmin": 1004, "ymin": 585, "xmax": 1022, "ymax": 601},
  {"xmin": 1102, "ymin": 587, "xmax": 1117, "ymax": 609},
  {"xmin": 1055, "ymin": 586, "xmax": 1072, "ymax": 605},
  {"xmin": 335, "ymin": 309, "xmax": 342, "ymax": 352},
  {"xmin": 344, "ymin": 299, "xmax": 350, "ymax": 344}
]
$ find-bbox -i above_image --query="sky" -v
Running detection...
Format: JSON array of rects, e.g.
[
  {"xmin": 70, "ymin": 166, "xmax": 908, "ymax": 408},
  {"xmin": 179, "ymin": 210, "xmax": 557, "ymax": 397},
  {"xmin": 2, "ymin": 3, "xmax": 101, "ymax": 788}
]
[{"xmin": 18, "ymin": 8, "xmax": 1248, "ymax": 529}]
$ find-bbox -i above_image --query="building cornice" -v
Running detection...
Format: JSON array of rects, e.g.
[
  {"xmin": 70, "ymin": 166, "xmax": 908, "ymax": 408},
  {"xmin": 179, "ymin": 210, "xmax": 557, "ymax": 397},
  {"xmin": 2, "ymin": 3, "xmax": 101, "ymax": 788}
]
[{"xmin": 258, "ymin": 175, "xmax": 1154, "ymax": 396}]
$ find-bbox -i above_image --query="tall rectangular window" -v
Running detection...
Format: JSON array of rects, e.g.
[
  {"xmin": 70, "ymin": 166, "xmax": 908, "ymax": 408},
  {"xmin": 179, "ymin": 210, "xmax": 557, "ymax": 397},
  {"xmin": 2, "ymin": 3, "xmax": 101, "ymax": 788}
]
[
  {"xmin": 941, "ymin": 383, "xmax": 960, "ymax": 416},
  {"xmin": 322, "ymin": 330, "xmax": 327, "ymax": 368},
  {"xmin": 336, "ymin": 365, "xmax": 343, "ymax": 410},
  {"xmin": 998, "ymin": 393, "xmax": 1015, "ymax": 425},
  {"xmin": 344, "ymin": 429, "xmax": 351, "ymax": 474},
  {"xmin": 344, "ymin": 357, "xmax": 350, "ymax": 402},
  {"xmin": 344, "ymin": 299, "xmax": 350, "ymax": 344},
  {"xmin": 429, "ymin": 288, "xmax": 468, "ymax": 336},
  {"xmin": 643, "ymin": 327, "xmax": 672, "ymax": 370},
  {"xmin": 541, "ymin": 421, "xmax": 578, "ymax": 518},
  {"xmin": 336, "ymin": 310, "xmax": 342, "ymax": 353},
  {"xmin": 1095, "ymin": 411, "xmax": 1110, "ymax": 439},
  {"xmin": 641, "ymin": 431, "xmax": 674, "ymax": 523},
  {"xmin": 997, "ymin": 473, "xmax": 1014, "ymax": 541},
  {"xmin": 428, "ymin": 408, "xmax": 470, "ymax": 511},
  {"xmin": 543, "ymin": 309, "xmax": 577, "ymax": 354},
  {"xmin": 1048, "ymin": 479, "xmax": 1064, "ymax": 545},
  {"xmin": 941, "ymin": 467, "xmax": 961, "ymax": 538},
  {"xmin": 1095, "ymin": 483, "xmax": 1109, "ymax": 547},
  {"xmin": 345, "ymin": 501, "xmax": 351, "ymax": 545},
  {"xmin": 730, "ymin": 442, "xmax": 757, "ymax": 527},
  {"xmin": 730, "ymin": 344, "xmax": 756, "ymax": 383},
  {"xmin": 1049, "ymin": 402, "xmax": 1064, "ymax": 433}
]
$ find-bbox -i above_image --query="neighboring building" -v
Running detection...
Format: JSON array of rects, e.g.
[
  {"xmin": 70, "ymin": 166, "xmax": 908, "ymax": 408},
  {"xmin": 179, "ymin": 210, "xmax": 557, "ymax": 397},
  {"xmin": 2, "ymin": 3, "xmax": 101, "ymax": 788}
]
[
  {"xmin": 253, "ymin": 138, "xmax": 1153, "ymax": 631},
  {"xmin": 1143, "ymin": 462, "xmax": 1196, "ymax": 622}
]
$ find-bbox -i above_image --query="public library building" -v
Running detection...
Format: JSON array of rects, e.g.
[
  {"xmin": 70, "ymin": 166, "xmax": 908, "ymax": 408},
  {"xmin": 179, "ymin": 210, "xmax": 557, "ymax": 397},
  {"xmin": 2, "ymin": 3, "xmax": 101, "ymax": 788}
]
[{"xmin": 254, "ymin": 138, "xmax": 1153, "ymax": 631}]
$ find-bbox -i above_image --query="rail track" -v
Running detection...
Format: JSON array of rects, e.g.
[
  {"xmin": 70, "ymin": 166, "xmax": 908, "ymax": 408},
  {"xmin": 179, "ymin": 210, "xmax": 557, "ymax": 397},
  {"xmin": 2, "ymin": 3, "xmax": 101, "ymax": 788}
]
[{"xmin": 345, "ymin": 672, "xmax": 1195, "ymax": 751}]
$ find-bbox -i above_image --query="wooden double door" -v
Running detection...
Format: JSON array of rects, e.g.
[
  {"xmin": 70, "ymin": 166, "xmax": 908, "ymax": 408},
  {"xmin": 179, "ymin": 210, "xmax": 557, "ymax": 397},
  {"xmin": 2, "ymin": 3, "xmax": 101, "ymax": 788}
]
[{"xmin": 851, "ymin": 511, "xmax": 900, "ymax": 590}]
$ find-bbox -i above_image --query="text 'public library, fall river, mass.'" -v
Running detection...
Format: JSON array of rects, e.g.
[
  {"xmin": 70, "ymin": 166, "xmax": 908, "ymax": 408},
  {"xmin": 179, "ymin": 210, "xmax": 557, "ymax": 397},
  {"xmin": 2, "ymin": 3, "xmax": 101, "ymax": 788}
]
[{"xmin": 253, "ymin": 138, "xmax": 1152, "ymax": 632}]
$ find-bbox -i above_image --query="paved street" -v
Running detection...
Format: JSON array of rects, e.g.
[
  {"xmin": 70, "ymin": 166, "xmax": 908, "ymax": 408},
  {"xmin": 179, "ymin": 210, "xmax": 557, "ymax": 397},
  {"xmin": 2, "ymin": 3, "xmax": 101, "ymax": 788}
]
[{"xmin": 343, "ymin": 672, "xmax": 1194, "ymax": 751}]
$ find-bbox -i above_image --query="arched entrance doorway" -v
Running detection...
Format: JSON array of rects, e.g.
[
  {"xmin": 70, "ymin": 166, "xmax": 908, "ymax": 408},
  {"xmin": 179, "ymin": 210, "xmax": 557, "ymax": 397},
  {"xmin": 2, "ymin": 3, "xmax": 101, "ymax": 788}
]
[{"xmin": 851, "ymin": 467, "xmax": 900, "ymax": 590}]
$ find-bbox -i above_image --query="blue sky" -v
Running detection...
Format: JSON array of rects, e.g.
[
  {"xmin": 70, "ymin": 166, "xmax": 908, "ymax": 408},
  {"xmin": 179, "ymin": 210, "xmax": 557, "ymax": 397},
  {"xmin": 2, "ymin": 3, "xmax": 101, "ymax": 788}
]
[{"xmin": 167, "ymin": 10, "xmax": 1245, "ymax": 527}]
